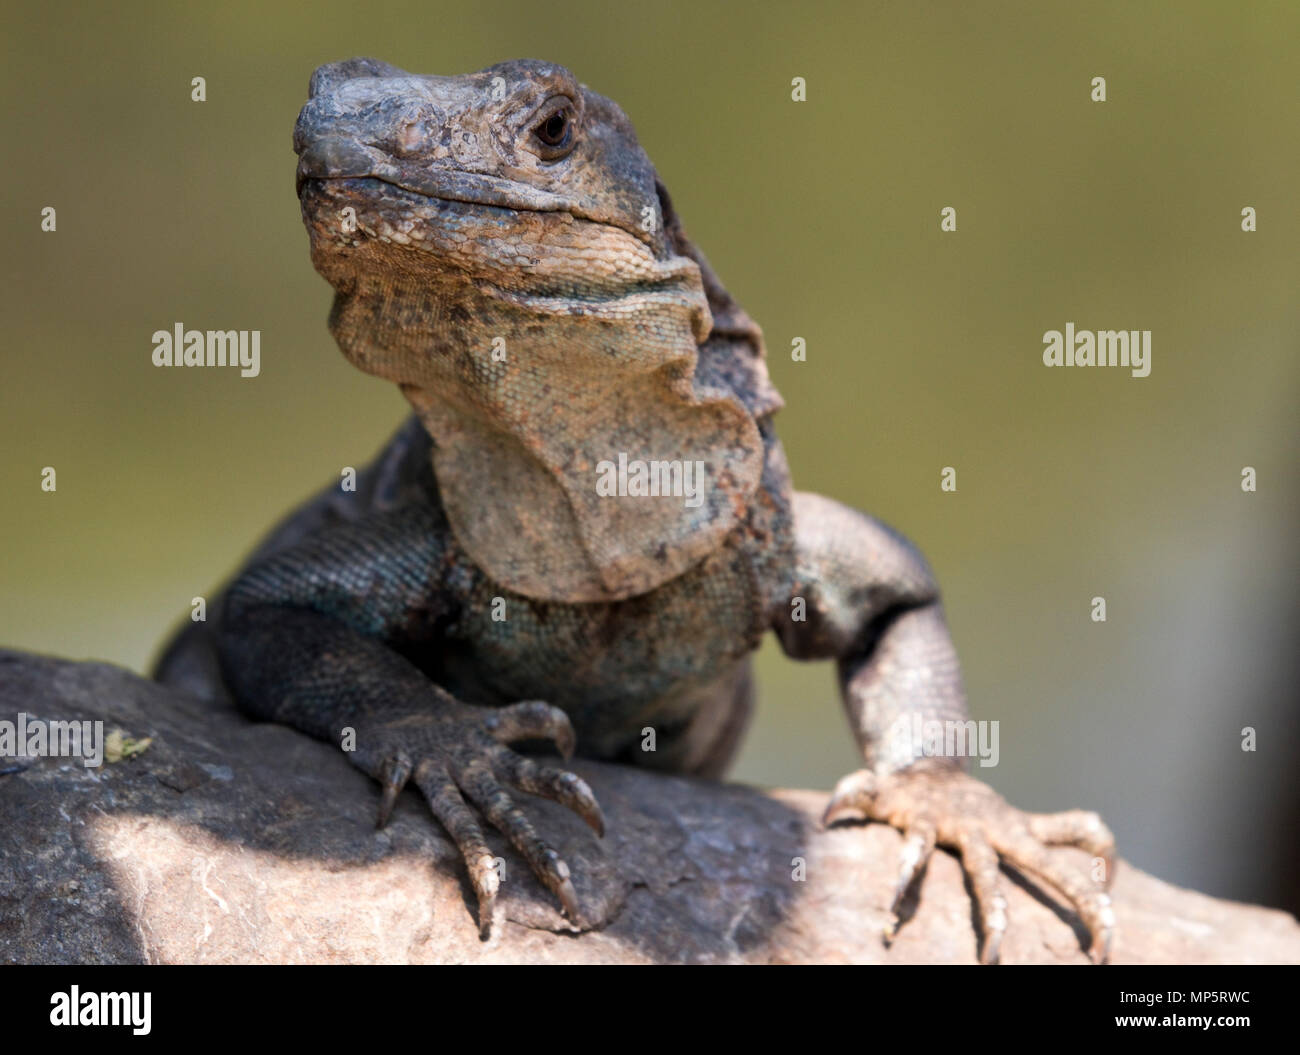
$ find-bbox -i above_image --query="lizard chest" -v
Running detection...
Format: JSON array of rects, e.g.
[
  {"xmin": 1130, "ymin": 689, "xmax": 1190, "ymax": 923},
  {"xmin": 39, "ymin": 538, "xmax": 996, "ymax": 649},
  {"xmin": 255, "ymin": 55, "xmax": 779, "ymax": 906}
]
[
  {"xmin": 437, "ymin": 535, "xmax": 768, "ymax": 717},
  {"xmin": 406, "ymin": 427, "xmax": 796, "ymax": 744}
]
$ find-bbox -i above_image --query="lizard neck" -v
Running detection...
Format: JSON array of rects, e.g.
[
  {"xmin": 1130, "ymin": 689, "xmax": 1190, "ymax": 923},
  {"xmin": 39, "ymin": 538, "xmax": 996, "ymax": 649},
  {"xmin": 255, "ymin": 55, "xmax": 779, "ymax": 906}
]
[{"xmin": 326, "ymin": 264, "xmax": 767, "ymax": 604}]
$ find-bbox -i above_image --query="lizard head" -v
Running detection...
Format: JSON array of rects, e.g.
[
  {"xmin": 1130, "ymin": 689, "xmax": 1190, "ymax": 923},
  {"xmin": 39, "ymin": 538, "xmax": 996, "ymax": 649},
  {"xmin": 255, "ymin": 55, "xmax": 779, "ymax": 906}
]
[
  {"xmin": 296, "ymin": 57, "xmax": 675, "ymax": 258},
  {"xmin": 293, "ymin": 58, "xmax": 779, "ymax": 602}
]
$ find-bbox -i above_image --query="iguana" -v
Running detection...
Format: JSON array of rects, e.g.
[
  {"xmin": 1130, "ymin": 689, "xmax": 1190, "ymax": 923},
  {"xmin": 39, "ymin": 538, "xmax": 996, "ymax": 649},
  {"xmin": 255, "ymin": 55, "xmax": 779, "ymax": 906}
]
[{"xmin": 156, "ymin": 57, "xmax": 1115, "ymax": 963}]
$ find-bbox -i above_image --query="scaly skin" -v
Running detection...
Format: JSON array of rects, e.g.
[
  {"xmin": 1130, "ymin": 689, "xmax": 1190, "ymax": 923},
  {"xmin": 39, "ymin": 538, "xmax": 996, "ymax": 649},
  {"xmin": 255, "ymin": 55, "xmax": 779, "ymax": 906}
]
[{"xmin": 156, "ymin": 57, "xmax": 1115, "ymax": 960}]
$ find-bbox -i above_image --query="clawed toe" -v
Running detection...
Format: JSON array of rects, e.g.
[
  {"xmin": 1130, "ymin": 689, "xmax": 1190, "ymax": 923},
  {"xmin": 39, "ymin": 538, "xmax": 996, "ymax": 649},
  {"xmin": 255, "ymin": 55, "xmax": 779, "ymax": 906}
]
[
  {"xmin": 955, "ymin": 827, "xmax": 1007, "ymax": 964},
  {"xmin": 486, "ymin": 700, "xmax": 577, "ymax": 760},
  {"xmin": 413, "ymin": 761, "xmax": 502, "ymax": 936},
  {"xmin": 1027, "ymin": 809, "xmax": 1117, "ymax": 887},
  {"xmin": 375, "ymin": 754, "xmax": 413, "ymax": 828},
  {"xmin": 883, "ymin": 820, "xmax": 936, "ymax": 941},
  {"xmin": 492, "ymin": 750, "xmax": 606, "ymax": 837},
  {"xmin": 823, "ymin": 768, "xmax": 878, "ymax": 825}
]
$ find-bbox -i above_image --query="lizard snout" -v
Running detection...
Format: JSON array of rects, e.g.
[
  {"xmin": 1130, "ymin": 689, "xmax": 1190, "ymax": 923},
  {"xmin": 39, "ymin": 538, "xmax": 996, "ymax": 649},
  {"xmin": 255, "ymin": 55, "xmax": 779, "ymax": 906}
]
[{"xmin": 294, "ymin": 137, "xmax": 377, "ymax": 196}]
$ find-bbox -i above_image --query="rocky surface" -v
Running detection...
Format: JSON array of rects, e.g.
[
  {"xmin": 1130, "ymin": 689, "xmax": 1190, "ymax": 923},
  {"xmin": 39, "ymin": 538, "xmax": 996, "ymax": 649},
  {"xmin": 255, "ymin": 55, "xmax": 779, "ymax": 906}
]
[{"xmin": 1, "ymin": 649, "xmax": 1297, "ymax": 964}]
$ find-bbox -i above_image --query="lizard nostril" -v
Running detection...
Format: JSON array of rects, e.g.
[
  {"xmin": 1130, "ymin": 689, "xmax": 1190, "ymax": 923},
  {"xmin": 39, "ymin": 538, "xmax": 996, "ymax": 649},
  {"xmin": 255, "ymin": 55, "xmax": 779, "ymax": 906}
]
[
  {"xmin": 386, "ymin": 103, "xmax": 444, "ymax": 157},
  {"xmin": 394, "ymin": 119, "xmax": 432, "ymax": 156}
]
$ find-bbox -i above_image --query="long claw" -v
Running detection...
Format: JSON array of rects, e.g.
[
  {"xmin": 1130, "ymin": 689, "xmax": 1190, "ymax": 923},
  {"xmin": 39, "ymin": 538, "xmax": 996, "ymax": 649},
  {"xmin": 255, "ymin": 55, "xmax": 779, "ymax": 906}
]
[
  {"xmin": 473, "ymin": 852, "xmax": 501, "ymax": 939},
  {"xmin": 488, "ymin": 700, "xmax": 577, "ymax": 760},
  {"xmin": 375, "ymin": 755, "xmax": 413, "ymax": 829},
  {"xmin": 1087, "ymin": 892, "xmax": 1115, "ymax": 964},
  {"xmin": 548, "ymin": 853, "xmax": 581, "ymax": 921},
  {"xmin": 1028, "ymin": 809, "xmax": 1117, "ymax": 888},
  {"xmin": 890, "ymin": 821, "xmax": 937, "ymax": 917},
  {"xmin": 823, "ymin": 769, "xmax": 877, "ymax": 826},
  {"xmin": 493, "ymin": 751, "xmax": 605, "ymax": 836},
  {"xmin": 980, "ymin": 908, "xmax": 1006, "ymax": 966}
]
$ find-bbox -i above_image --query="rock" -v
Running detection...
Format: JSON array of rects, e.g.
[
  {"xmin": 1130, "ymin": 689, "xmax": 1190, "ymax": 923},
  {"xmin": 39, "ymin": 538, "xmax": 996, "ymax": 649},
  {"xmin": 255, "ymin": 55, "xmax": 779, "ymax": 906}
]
[{"xmin": 1, "ymin": 649, "xmax": 1296, "ymax": 964}]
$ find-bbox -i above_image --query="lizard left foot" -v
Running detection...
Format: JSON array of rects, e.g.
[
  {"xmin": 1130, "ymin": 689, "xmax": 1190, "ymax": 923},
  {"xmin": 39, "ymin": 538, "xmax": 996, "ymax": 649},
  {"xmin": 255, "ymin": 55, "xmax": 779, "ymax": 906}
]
[{"xmin": 825, "ymin": 768, "xmax": 1115, "ymax": 964}]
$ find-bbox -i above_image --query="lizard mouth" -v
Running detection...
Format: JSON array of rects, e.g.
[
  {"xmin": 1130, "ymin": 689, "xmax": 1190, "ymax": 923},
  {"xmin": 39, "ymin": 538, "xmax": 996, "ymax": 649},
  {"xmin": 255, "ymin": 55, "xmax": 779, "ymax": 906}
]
[
  {"xmin": 294, "ymin": 137, "xmax": 653, "ymax": 248},
  {"xmin": 297, "ymin": 137, "xmax": 573, "ymax": 217},
  {"xmin": 297, "ymin": 169, "xmax": 572, "ymax": 216},
  {"xmin": 296, "ymin": 170, "xmax": 659, "ymax": 254}
]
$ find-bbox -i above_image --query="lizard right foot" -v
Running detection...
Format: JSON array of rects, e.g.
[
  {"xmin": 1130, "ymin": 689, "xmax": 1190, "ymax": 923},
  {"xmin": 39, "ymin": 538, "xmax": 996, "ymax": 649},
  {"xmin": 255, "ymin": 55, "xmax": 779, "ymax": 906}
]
[{"xmin": 352, "ymin": 699, "xmax": 604, "ymax": 938}]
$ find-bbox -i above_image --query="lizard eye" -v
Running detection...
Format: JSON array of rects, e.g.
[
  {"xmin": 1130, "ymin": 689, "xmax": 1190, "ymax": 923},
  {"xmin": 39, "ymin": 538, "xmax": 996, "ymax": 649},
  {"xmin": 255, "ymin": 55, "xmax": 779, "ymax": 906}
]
[
  {"xmin": 538, "ymin": 110, "xmax": 569, "ymax": 144},
  {"xmin": 531, "ymin": 99, "xmax": 577, "ymax": 159}
]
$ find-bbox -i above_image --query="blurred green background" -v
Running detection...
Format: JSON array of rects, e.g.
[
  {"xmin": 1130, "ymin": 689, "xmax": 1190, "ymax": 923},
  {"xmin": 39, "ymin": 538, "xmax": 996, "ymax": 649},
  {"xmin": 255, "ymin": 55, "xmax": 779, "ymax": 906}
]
[{"xmin": 2, "ymin": 1, "xmax": 1296, "ymax": 911}]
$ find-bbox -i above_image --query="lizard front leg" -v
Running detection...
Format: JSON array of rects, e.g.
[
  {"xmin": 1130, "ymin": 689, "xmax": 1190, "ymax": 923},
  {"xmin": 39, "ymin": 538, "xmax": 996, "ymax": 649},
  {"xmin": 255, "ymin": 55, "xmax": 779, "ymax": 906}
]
[
  {"xmin": 774, "ymin": 492, "xmax": 1115, "ymax": 963},
  {"xmin": 217, "ymin": 504, "xmax": 602, "ymax": 938}
]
